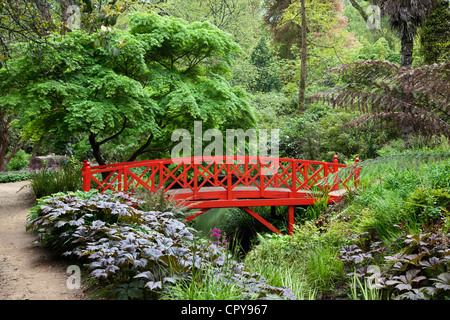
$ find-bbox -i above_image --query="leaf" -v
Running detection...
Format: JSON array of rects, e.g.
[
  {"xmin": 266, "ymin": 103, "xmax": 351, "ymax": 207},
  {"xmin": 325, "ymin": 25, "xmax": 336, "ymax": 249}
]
[
  {"xmin": 135, "ymin": 271, "xmax": 155, "ymax": 281},
  {"xmin": 144, "ymin": 281, "xmax": 162, "ymax": 290},
  {"xmin": 144, "ymin": 247, "xmax": 163, "ymax": 259},
  {"xmin": 432, "ymin": 272, "xmax": 450, "ymax": 290},
  {"xmin": 419, "ymin": 257, "xmax": 444, "ymax": 270}
]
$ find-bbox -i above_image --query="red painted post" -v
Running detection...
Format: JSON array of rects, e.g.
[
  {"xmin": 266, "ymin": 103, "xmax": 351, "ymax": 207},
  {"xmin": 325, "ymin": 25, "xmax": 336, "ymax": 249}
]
[
  {"xmin": 227, "ymin": 163, "xmax": 231, "ymax": 200},
  {"xmin": 288, "ymin": 205, "xmax": 295, "ymax": 235},
  {"xmin": 82, "ymin": 159, "xmax": 91, "ymax": 192},
  {"xmin": 260, "ymin": 161, "xmax": 264, "ymax": 198},
  {"xmin": 214, "ymin": 162, "xmax": 218, "ymax": 187},
  {"xmin": 194, "ymin": 163, "xmax": 198, "ymax": 199},
  {"xmin": 159, "ymin": 162, "xmax": 164, "ymax": 190},
  {"xmin": 118, "ymin": 168, "xmax": 122, "ymax": 192},
  {"xmin": 291, "ymin": 161, "xmax": 297, "ymax": 197},
  {"xmin": 354, "ymin": 158, "xmax": 360, "ymax": 188},
  {"xmin": 123, "ymin": 166, "xmax": 128, "ymax": 193},
  {"xmin": 332, "ymin": 155, "xmax": 339, "ymax": 191},
  {"xmin": 183, "ymin": 163, "xmax": 187, "ymax": 188},
  {"xmin": 245, "ymin": 157, "xmax": 249, "ymax": 186}
]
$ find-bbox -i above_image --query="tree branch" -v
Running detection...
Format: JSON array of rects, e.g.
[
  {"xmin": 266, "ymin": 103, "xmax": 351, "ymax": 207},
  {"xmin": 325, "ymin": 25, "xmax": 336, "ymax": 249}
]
[{"xmin": 97, "ymin": 116, "xmax": 128, "ymax": 146}]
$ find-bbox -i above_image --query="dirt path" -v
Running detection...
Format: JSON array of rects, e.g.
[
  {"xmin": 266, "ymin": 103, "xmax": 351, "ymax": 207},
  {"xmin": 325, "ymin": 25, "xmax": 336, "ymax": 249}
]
[{"xmin": 0, "ymin": 181, "xmax": 87, "ymax": 300}]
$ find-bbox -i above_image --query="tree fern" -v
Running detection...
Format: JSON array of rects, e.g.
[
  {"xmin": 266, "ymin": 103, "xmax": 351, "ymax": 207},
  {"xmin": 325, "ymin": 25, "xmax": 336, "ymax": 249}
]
[{"xmin": 310, "ymin": 60, "xmax": 450, "ymax": 140}]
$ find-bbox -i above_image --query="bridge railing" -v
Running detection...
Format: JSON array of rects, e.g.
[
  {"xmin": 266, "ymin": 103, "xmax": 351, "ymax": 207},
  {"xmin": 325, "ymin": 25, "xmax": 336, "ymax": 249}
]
[{"xmin": 81, "ymin": 156, "xmax": 361, "ymax": 200}]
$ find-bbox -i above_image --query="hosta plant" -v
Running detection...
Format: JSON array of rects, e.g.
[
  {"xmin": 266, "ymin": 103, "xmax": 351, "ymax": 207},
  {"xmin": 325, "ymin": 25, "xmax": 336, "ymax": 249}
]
[{"xmin": 27, "ymin": 190, "xmax": 296, "ymax": 300}]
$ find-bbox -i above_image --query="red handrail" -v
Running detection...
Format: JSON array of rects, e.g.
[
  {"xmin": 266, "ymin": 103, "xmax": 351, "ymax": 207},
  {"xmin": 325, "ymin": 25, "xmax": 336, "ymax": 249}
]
[
  {"xmin": 81, "ymin": 156, "xmax": 361, "ymax": 235},
  {"xmin": 82, "ymin": 156, "xmax": 359, "ymax": 197}
]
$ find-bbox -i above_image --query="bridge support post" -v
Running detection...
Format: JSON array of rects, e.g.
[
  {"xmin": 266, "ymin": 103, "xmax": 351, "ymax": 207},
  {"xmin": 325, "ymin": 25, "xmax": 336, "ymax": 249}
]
[
  {"xmin": 288, "ymin": 206, "xmax": 295, "ymax": 235},
  {"xmin": 242, "ymin": 207, "xmax": 282, "ymax": 234},
  {"xmin": 185, "ymin": 208, "xmax": 210, "ymax": 222},
  {"xmin": 82, "ymin": 159, "xmax": 91, "ymax": 192}
]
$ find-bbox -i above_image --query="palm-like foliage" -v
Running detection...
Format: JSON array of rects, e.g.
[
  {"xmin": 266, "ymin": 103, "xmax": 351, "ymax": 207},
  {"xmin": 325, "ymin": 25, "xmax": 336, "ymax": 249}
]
[
  {"xmin": 310, "ymin": 60, "xmax": 450, "ymax": 139},
  {"xmin": 370, "ymin": 0, "xmax": 434, "ymax": 66}
]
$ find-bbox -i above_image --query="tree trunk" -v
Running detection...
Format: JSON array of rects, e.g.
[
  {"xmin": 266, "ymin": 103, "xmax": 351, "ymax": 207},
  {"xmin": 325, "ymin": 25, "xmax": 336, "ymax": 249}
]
[
  {"xmin": 400, "ymin": 65, "xmax": 415, "ymax": 147},
  {"xmin": 298, "ymin": 0, "xmax": 307, "ymax": 113},
  {"xmin": 401, "ymin": 33, "xmax": 414, "ymax": 67},
  {"xmin": 88, "ymin": 133, "xmax": 106, "ymax": 167}
]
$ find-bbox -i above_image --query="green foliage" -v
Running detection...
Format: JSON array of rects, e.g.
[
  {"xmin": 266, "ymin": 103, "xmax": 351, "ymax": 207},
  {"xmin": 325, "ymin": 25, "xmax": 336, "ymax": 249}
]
[
  {"xmin": 5, "ymin": 149, "xmax": 31, "ymax": 171},
  {"xmin": 0, "ymin": 169, "xmax": 34, "ymax": 183},
  {"xmin": 419, "ymin": 0, "xmax": 450, "ymax": 64},
  {"xmin": 356, "ymin": 37, "xmax": 401, "ymax": 64},
  {"xmin": 248, "ymin": 36, "xmax": 282, "ymax": 93},
  {"xmin": 136, "ymin": 188, "xmax": 192, "ymax": 222},
  {"xmin": 28, "ymin": 161, "xmax": 83, "ymax": 199},
  {"xmin": 245, "ymin": 219, "xmax": 347, "ymax": 297},
  {"xmin": 312, "ymin": 60, "xmax": 450, "ymax": 141},
  {"xmin": 403, "ymin": 187, "xmax": 450, "ymax": 225},
  {"xmin": 219, "ymin": 207, "xmax": 283, "ymax": 253},
  {"xmin": 277, "ymin": 103, "xmax": 395, "ymax": 162},
  {"xmin": 349, "ymin": 154, "xmax": 450, "ymax": 241},
  {"xmin": 3, "ymin": 13, "xmax": 255, "ymax": 165}
]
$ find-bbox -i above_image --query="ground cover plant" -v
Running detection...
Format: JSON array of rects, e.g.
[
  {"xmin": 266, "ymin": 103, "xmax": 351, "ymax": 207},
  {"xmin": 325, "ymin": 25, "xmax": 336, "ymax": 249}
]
[
  {"xmin": 0, "ymin": 168, "xmax": 35, "ymax": 183},
  {"xmin": 26, "ymin": 190, "xmax": 296, "ymax": 300},
  {"xmin": 338, "ymin": 228, "xmax": 449, "ymax": 300}
]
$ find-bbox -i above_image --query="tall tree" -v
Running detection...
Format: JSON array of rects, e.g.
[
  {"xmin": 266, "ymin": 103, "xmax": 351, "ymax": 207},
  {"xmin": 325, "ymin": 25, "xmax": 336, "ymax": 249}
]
[
  {"xmin": 264, "ymin": 0, "xmax": 348, "ymax": 111},
  {"xmin": 249, "ymin": 36, "xmax": 281, "ymax": 93},
  {"xmin": 298, "ymin": 0, "xmax": 307, "ymax": 112},
  {"xmin": 349, "ymin": 0, "xmax": 434, "ymax": 66},
  {"xmin": 3, "ymin": 13, "xmax": 255, "ymax": 166}
]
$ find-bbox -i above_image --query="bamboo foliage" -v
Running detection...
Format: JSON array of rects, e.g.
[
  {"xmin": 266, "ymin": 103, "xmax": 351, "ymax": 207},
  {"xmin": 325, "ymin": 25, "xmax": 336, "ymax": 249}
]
[{"xmin": 310, "ymin": 60, "xmax": 450, "ymax": 137}]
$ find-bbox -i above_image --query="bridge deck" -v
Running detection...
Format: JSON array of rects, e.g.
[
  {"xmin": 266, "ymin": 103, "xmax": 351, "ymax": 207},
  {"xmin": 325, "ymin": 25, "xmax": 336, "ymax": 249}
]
[{"xmin": 167, "ymin": 186, "xmax": 348, "ymax": 209}]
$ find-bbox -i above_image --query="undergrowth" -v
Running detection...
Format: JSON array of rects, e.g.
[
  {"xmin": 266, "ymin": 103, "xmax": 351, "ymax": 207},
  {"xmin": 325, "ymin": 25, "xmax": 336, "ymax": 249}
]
[
  {"xmin": 26, "ymin": 190, "xmax": 296, "ymax": 300},
  {"xmin": 244, "ymin": 147, "xmax": 449, "ymax": 300}
]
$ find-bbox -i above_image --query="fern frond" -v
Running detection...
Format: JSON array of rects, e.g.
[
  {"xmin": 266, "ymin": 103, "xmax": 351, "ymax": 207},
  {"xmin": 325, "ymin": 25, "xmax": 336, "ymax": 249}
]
[{"xmin": 310, "ymin": 61, "xmax": 450, "ymax": 138}]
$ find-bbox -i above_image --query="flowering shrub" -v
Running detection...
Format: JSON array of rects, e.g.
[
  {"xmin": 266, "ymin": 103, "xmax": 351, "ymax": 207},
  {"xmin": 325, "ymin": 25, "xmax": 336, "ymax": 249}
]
[
  {"xmin": 27, "ymin": 191, "xmax": 296, "ymax": 300},
  {"xmin": 210, "ymin": 227, "xmax": 227, "ymax": 248}
]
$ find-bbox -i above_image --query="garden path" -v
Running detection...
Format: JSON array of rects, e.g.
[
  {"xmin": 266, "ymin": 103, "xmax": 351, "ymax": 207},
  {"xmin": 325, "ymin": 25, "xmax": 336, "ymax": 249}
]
[{"xmin": 0, "ymin": 181, "xmax": 86, "ymax": 300}]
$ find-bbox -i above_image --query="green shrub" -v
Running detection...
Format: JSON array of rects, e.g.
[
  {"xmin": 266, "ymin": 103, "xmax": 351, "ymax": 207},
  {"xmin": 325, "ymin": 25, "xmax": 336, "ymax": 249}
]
[
  {"xmin": 245, "ymin": 222, "xmax": 345, "ymax": 298},
  {"xmin": 403, "ymin": 187, "xmax": 450, "ymax": 227},
  {"xmin": 6, "ymin": 150, "xmax": 31, "ymax": 171},
  {"xmin": 219, "ymin": 206, "xmax": 288, "ymax": 253},
  {"xmin": 305, "ymin": 243, "xmax": 344, "ymax": 293},
  {"xmin": 29, "ymin": 160, "xmax": 82, "ymax": 199},
  {"xmin": 429, "ymin": 161, "xmax": 450, "ymax": 189}
]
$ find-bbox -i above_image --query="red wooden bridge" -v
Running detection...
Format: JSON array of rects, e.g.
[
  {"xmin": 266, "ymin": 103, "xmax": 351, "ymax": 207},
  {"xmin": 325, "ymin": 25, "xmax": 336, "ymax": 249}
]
[{"xmin": 81, "ymin": 156, "xmax": 360, "ymax": 235}]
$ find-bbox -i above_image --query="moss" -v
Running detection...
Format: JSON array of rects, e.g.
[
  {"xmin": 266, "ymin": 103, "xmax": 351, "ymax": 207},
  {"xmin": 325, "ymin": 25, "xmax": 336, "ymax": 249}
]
[{"xmin": 419, "ymin": 0, "xmax": 450, "ymax": 64}]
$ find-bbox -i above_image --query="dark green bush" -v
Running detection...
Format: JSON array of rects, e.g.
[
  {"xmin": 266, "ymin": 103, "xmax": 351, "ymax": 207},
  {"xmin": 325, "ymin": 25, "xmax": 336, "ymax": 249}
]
[
  {"xmin": 403, "ymin": 187, "xmax": 450, "ymax": 226},
  {"xmin": 6, "ymin": 150, "xmax": 31, "ymax": 171}
]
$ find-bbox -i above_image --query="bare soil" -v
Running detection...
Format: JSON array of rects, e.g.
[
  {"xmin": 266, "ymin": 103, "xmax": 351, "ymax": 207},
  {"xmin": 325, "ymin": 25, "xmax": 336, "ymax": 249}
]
[{"xmin": 0, "ymin": 181, "xmax": 87, "ymax": 300}]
